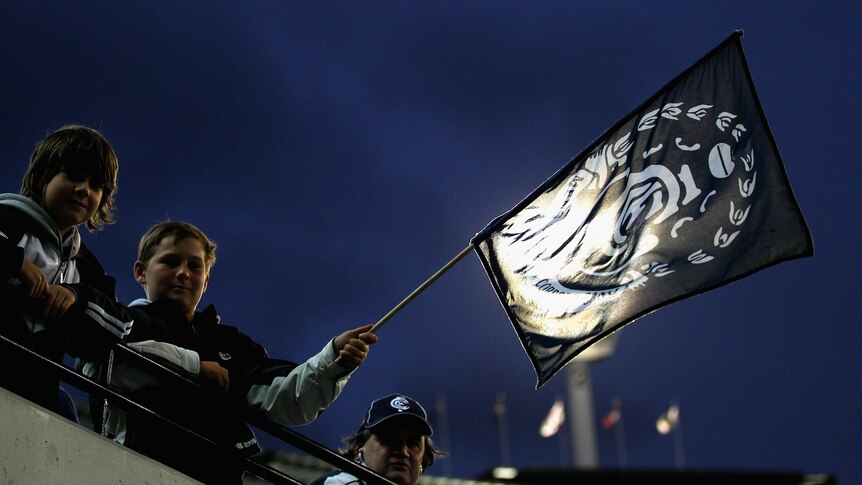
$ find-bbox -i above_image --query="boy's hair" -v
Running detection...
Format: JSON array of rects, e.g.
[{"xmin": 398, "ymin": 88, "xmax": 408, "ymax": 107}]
[
  {"xmin": 20, "ymin": 124, "xmax": 119, "ymax": 231},
  {"xmin": 138, "ymin": 221, "xmax": 217, "ymax": 271}
]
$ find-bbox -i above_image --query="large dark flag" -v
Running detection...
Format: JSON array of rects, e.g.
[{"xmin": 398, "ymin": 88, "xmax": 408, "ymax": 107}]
[{"xmin": 471, "ymin": 31, "xmax": 813, "ymax": 388}]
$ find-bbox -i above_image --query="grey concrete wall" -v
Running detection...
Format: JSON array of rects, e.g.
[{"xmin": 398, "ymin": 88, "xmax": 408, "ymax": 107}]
[{"xmin": 0, "ymin": 386, "xmax": 200, "ymax": 484}]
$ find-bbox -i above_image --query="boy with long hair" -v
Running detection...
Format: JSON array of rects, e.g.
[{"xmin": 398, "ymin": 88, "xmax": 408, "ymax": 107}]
[{"xmin": 0, "ymin": 124, "xmax": 133, "ymax": 414}]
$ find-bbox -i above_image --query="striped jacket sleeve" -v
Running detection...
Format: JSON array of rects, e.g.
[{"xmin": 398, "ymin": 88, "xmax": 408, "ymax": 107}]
[{"xmin": 61, "ymin": 283, "xmax": 134, "ymax": 360}]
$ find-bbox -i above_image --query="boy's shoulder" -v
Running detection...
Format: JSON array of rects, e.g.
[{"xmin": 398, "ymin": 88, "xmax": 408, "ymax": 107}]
[
  {"xmin": 0, "ymin": 203, "xmax": 32, "ymax": 242},
  {"xmin": 128, "ymin": 300, "xmax": 181, "ymax": 325},
  {"xmin": 129, "ymin": 302, "xmax": 272, "ymax": 360},
  {"xmin": 0, "ymin": 199, "xmax": 62, "ymax": 250},
  {"xmin": 203, "ymin": 318, "xmax": 269, "ymax": 359},
  {"xmin": 128, "ymin": 302, "xmax": 253, "ymax": 340}
]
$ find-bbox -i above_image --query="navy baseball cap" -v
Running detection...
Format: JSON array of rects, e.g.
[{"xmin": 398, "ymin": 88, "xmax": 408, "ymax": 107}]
[{"xmin": 360, "ymin": 394, "xmax": 433, "ymax": 437}]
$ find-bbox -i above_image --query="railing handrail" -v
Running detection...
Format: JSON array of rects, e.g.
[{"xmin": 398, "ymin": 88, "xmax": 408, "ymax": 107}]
[{"xmin": 0, "ymin": 333, "xmax": 395, "ymax": 485}]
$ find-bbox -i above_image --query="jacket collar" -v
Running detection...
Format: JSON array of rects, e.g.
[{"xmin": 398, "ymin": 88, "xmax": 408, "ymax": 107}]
[{"xmin": 131, "ymin": 298, "xmax": 221, "ymax": 330}]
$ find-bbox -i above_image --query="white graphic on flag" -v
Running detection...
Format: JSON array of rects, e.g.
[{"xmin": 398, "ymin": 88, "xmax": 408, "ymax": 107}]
[{"xmin": 493, "ymin": 103, "xmax": 757, "ymax": 340}]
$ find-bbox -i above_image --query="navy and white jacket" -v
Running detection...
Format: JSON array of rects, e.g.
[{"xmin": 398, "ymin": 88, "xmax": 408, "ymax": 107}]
[
  {"xmin": 0, "ymin": 194, "xmax": 133, "ymax": 410},
  {"xmin": 103, "ymin": 298, "xmax": 352, "ymax": 484}
]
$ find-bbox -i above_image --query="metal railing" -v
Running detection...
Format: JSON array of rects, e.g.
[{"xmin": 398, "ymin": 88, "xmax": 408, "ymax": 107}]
[{"xmin": 0, "ymin": 333, "xmax": 396, "ymax": 485}]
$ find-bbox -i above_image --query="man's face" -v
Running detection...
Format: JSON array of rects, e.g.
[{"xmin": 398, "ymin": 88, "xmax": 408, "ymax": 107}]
[
  {"xmin": 42, "ymin": 170, "xmax": 102, "ymax": 233},
  {"xmin": 134, "ymin": 235, "xmax": 209, "ymax": 320},
  {"xmin": 363, "ymin": 420, "xmax": 427, "ymax": 485}
]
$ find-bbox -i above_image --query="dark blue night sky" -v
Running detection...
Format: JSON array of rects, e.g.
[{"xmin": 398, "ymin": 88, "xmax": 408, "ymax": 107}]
[{"xmin": 2, "ymin": 2, "xmax": 859, "ymax": 483}]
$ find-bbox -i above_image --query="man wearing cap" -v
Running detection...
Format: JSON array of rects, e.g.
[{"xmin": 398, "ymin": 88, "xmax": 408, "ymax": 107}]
[{"xmin": 310, "ymin": 394, "xmax": 446, "ymax": 485}]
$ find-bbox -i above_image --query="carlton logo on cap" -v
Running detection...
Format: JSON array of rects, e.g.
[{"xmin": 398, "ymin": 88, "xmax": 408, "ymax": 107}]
[{"xmin": 390, "ymin": 396, "xmax": 411, "ymax": 412}]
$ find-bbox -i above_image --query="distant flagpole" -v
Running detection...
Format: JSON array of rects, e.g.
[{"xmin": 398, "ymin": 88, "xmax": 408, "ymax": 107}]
[
  {"xmin": 434, "ymin": 393, "xmax": 453, "ymax": 476},
  {"xmin": 602, "ymin": 396, "xmax": 628, "ymax": 468},
  {"xmin": 539, "ymin": 395, "xmax": 569, "ymax": 466},
  {"xmin": 493, "ymin": 392, "xmax": 512, "ymax": 467},
  {"xmin": 557, "ymin": 406, "xmax": 570, "ymax": 467},
  {"xmin": 656, "ymin": 399, "xmax": 685, "ymax": 470}
]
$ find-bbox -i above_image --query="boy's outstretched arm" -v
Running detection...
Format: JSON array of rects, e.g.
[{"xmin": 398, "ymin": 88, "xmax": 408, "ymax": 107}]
[
  {"xmin": 333, "ymin": 324, "xmax": 379, "ymax": 370},
  {"xmin": 247, "ymin": 323, "xmax": 379, "ymax": 427}
]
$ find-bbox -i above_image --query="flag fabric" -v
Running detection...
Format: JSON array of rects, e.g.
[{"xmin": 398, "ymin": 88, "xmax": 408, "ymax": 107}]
[{"xmin": 471, "ymin": 31, "xmax": 813, "ymax": 388}]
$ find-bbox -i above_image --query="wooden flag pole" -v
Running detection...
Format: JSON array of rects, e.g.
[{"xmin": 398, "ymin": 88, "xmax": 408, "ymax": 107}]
[{"xmin": 370, "ymin": 243, "xmax": 475, "ymax": 333}]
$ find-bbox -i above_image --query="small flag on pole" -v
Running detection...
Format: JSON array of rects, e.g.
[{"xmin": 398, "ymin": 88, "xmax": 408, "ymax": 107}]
[
  {"xmin": 602, "ymin": 407, "xmax": 621, "ymax": 430},
  {"xmin": 656, "ymin": 403, "xmax": 680, "ymax": 435},
  {"xmin": 471, "ymin": 30, "xmax": 813, "ymax": 388},
  {"xmin": 540, "ymin": 396, "xmax": 566, "ymax": 437}
]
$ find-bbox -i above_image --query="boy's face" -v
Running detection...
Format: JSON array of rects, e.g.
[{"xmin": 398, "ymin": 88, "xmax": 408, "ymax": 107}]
[
  {"xmin": 42, "ymin": 171, "xmax": 102, "ymax": 233},
  {"xmin": 134, "ymin": 235, "xmax": 209, "ymax": 320}
]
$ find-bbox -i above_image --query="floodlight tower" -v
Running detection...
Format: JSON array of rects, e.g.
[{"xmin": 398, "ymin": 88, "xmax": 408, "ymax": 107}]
[{"xmin": 565, "ymin": 332, "xmax": 618, "ymax": 468}]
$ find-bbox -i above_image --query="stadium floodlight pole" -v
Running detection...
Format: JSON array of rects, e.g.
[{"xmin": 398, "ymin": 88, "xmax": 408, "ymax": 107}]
[
  {"xmin": 566, "ymin": 361, "xmax": 598, "ymax": 468},
  {"xmin": 567, "ymin": 332, "xmax": 619, "ymax": 468},
  {"xmin": 370, "ymin": 243, "xmax": 475, "ymax": 333}
]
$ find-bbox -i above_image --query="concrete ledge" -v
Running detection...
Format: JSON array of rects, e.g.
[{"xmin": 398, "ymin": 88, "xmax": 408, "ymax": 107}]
[{"xmin": 0, "ymin": 386, "xmax": 200, "ymax": 484}]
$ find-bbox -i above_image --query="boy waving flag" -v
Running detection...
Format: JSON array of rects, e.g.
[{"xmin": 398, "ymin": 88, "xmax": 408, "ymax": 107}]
[{"xmin": 471, "ymin": 31, "xmax": 813, "ymax": 387}]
